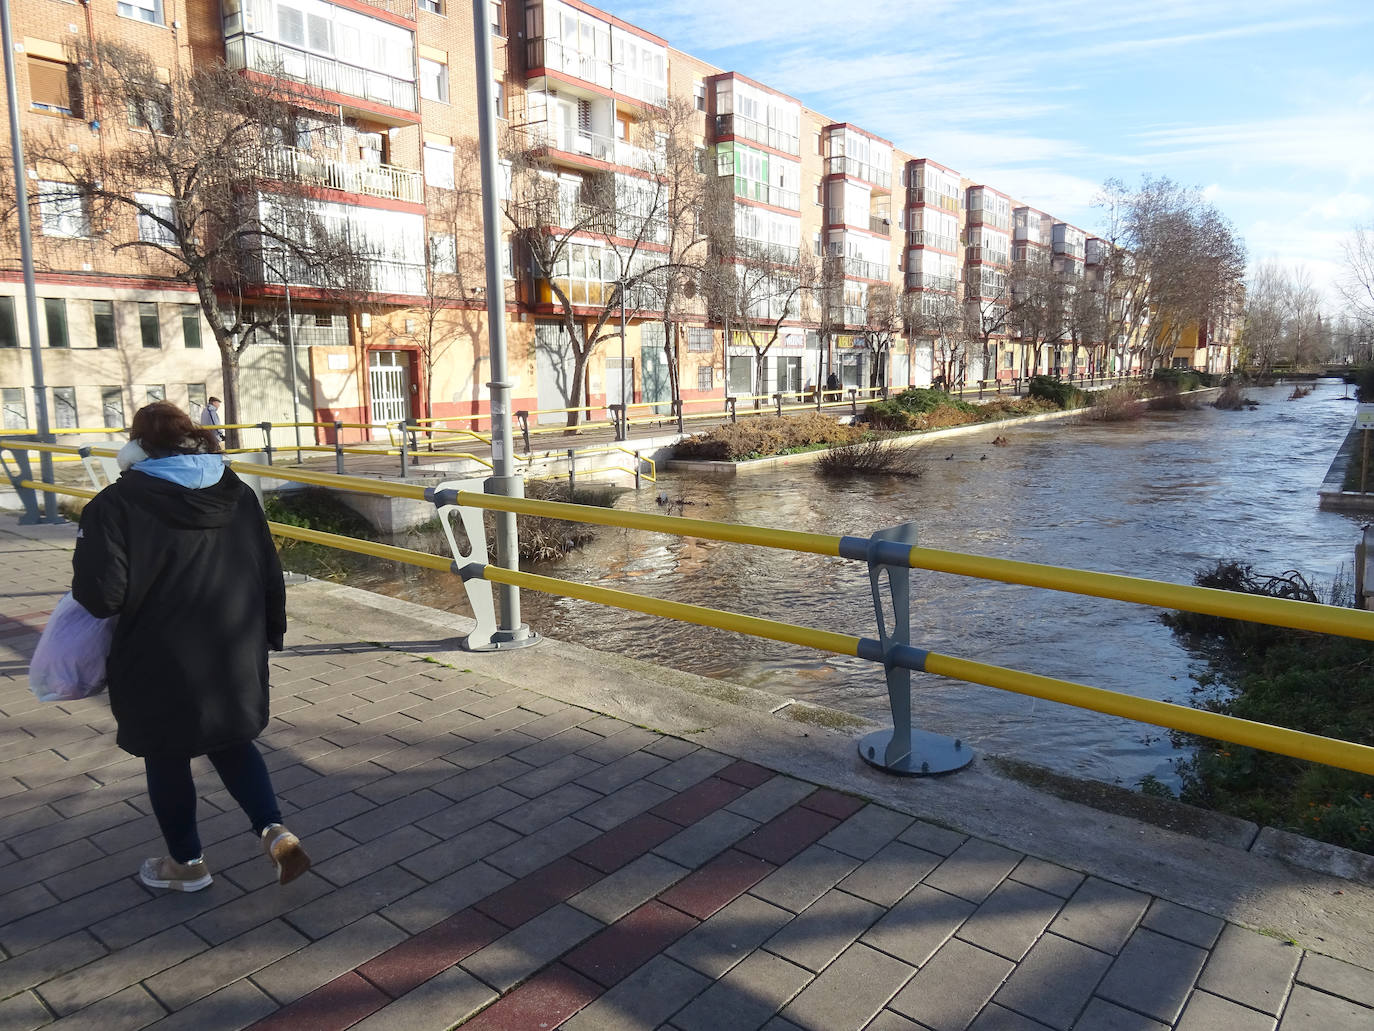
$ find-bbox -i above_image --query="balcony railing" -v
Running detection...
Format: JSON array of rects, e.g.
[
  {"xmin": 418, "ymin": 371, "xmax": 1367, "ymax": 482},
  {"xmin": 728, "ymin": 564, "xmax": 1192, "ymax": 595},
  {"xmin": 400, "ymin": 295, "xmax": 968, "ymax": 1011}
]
[
  {"xmin": 526, "ymin": 121, "xmax": 661, "ymax": 171},
  {"xmin": 907, "ymin": 188, "xmax": 959, "ymax": 212},
  {"xmin": 1055, "ymin": 243, "xmax": 1086, "ymax": 259},
  {"xmin": 714, "ymin": 112, "xmax": 799, "ymax": 156},
  {"xmin": 249, "ymin": 251, "xmax": 426, "ymax": 296},
  {"xmin": 524, "ymin": 38, "xmax": 667, "ymax": 107},
  {"xmin": 906, "ymin": 229, "xmax": 957, "ymax": 252},
  {"xmin": 735, "ymin": 178, "xmax": 800, "ymax": 210},
  {"xmin": 966, "ymin": 245, "xmax": 1008, "ymax": 265},
  {"xmin": 825, "ymin": 155, "xmax": 891, "ymax": 189},
  {"xmin": 868, "ymin": 215, "xmax": 891, "ymax": 237},
  {"xmin": 360, "ymin": 0, "xmax": 416, "ymax": 18},
  {"xmin": 266, "ymin": 148, "xmax": 422, "ymax": 204},
  {"xmin": 905, "ymin": 272, "xmax": 958, "ymax": 292},
  {"xmin": 836, "ymin": 256, "xmax": 890, "ymax": 282},
  {"xmin": 967, "ymin": 208, "xmax": 1011, "ymax": 231},
  {"xmin": 226, "ymin": 35, "xmax": 417, "ymax": 113}
]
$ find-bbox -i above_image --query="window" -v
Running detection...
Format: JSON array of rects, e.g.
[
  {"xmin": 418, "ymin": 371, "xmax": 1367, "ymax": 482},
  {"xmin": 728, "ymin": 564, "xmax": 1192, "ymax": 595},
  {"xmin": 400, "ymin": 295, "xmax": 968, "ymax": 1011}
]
[
  {"xmin": 687, "ymin": 327, "xmax": 713, "ymax": 353},
  {"xmin": 181, "ymin": 305, "xmax": 201, "ymax": 348},
  {"xmin": 93, "ymin": 300, "xmax": 116, "ymax": 348},
  {"xmin": 694, "ymin": 81, "xmax": 706, "ymax": 112},
  {"xmin": 139, "ymin": 302, "xmax": 161, "ymax": 349},
  {"xmin": 503, "ymin": 238, "xmax": 516, "ymax": 279},
  {"xmin": 697, "ymin": 366, "xmax": 713, "ymax": 392},
  {"xmin": 127, "ymin": 86, "xmax": 172, "ymax": 133},
  {"xmin": 136, "ymin": 193, "xmax": 176, "ymax": 245},
  {"xmin": 101, "ymin": 387, "xmax": 125, "ymax": 429},
  {"xmin": 0, "ymin": 296, "xmax": 17, "ymax": 348},
  {"xmin": 491, "ymin": 1, "xmax": 504, "ymax": 34},
  {"xmin": 44, "ymin": 298, "xmax": 68, "ymax": 348},
  {"xmin": 419, "ymin": 58, "xmax": 448, "ymax": 102},
  {"xmin": 420, "ymin": 0, "xmax": 441, "ymax": 12},
  {"xmin": 423, "ymin": 143, "xmax": 455, "ymax": 189},
  {"xmin": 814, "ymin": 183, "xmax": 822, "ymax": 206},
  {"xmin": 494, "ymin": 80, "xmax": 505, "ymax": 119},
  {"xmin": 52, "ymin": 387, "xmax": 77, "ymax": 429},
  {"xmin": 1, "ymin": 387, "xmax": 29, "ymax": 430},
  {"xmin": 277, "ymin": 5, "xmax": 305, "ymax": 46},
  {"xmin": 146, "ymin": 385, "xmax": 166, "ymax": 404},
  {"xmin": 117, "ymin": 0, "xmax": 163, "ymax": 25},
  {"xmin": 814, "ymin": 132, "xmax": 822, "ymax": 155},
  {"xmin": 429, "ymin": 233, "xmax": 456, "ymax": 274},
  {"xmin": 37, "ymin": 182, "xmax": 90, "ymax": 238},
  {"xmin": 27, "ymin": 57, "xmax": 82, "ymax": 117},
  {"xmin": 187, "ymin": 383, "xmax": 207, "ymax": 420}
]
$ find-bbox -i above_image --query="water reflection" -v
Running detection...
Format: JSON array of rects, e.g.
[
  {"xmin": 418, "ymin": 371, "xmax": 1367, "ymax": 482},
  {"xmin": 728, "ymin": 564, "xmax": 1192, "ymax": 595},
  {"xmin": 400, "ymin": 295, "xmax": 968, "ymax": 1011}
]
[{"xmin": 322, "ymin": 380, "xmax": 1364, "ymax": 788}]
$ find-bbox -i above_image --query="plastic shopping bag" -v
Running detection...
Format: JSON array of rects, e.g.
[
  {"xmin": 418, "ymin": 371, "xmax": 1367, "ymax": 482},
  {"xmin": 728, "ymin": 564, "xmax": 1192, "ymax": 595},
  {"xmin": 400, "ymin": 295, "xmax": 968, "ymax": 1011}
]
[{"xmin": 28, "ymin": 592, "xmax": 116, "ymax": 702}]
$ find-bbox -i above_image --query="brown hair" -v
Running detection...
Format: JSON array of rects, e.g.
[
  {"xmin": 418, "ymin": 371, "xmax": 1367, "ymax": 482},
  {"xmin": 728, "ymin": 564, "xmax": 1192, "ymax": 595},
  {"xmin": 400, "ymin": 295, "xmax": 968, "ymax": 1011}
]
[{"xmin": 129, "ymin": 401, "xmax": 222, "ymax": 457}]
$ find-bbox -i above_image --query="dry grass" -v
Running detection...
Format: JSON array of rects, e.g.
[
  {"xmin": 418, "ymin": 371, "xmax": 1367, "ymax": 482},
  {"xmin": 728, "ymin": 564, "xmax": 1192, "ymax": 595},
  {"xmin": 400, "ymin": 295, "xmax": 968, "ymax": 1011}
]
[
  {"xmin": 815, "ymin": 438, "xmax": 926, "ymax": 478},
  {"xmin": 673, "ymin": 413, "xmax": 861, "ymax": 461},
  {"xmin": 1088, "ymin": 386, "xmax": 1148, "ymax": 421}
]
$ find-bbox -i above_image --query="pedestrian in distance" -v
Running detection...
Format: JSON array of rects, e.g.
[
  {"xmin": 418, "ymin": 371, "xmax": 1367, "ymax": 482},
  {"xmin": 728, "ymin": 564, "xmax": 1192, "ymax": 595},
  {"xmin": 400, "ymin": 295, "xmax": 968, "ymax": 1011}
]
[
  {"xmin": 201, "ymin": 395, "xmax": 225, "ymax": 444},
  {"xmin": 72, "ymin": 401, "xmax": 309, "ymax": 892}
]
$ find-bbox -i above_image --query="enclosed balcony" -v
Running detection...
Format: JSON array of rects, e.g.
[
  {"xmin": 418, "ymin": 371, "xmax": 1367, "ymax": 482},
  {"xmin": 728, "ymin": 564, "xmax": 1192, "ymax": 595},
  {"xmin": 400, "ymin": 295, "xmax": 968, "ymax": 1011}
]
[
  {"xmin": 523, "ymin": 2, "xmax": 668, "ymax": 109},
  {"xmin": 265, "ymin": 148, "xmax": 422, "ymax": 204},
  {"xmin": 825, "ymin": 155, "xmax": 891, "ymax": 191},
  {"xmin": 906, "ymin": 229, "xmax": 957, "ymax": 252},
  {"xmin": 907, "ymin": 188, "xmax": 959, "ymax": 213},
  {"xmin": 715, "ymin": 112, "xmax": 799, "ymax": 157},
  {"xmin": 226, "ymin": 35, "xmax": 417, "ymax": 115}
]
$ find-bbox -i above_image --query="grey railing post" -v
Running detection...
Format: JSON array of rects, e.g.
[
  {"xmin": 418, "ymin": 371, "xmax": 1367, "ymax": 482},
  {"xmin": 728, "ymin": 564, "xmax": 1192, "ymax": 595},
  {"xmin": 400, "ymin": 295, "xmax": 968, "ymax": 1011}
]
[
  {"xmin": 398, "ymin": 420, "xmax": 409, "ymax": 479},
  {"xmin": 727, "ymin": 396, "xmax": 737, "ymax": 423},
  {"xmin": 516, "ymin": 411, "xmax": 531, "ymax": 453},
  {"xmin": 633, "ymin": 449, "xmax": 641, "ymax": 489},
  {"xmin": 567, "ymin": 448, "xmax": 576, "ymax": 492},
  {"xmin": 0, "ymin": 442, "xmax": 41, "ymax": 525},
  {"xmin": 333, "ymin": 421, "xmax": 345, "ymax": 475},
  {"xmin": 259, "ymin": 422, "xmax": 274, "ymax": 465},
  {"xmin": 773, "ymin": 392, "xmax": 783, "ymax": 416},
  {"xmin": 849, "ymin": 389, "xmax": 858, "ymax": 416}
]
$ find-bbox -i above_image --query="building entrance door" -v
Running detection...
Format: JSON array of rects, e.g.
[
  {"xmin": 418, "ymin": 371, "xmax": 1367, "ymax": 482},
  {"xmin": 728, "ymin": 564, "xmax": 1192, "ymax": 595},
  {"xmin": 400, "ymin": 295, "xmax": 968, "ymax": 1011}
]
[{"xmin": 369, "ymin": 350, "xmax": 410, "ymax": 431}]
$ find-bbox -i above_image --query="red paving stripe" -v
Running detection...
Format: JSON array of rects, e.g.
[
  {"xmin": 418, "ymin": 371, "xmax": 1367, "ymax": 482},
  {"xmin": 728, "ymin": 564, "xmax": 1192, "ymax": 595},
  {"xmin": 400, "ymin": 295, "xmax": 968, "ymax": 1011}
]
[
  {"xmin": 649, "ymin": 776, "xmax": 749, "ymax": 826},
  {"xmin": 473, "ymin": 856, "xmax": 601, "ymax": 929},
  {"xmin": 658, "ymin": 849, "xmax": 776, "ymax": 920},
  {"xmin": 801, "ymin": 787, "xmax": 867, "ymax": 820},
  {"xmin": 571, "ymin": 812, "xmax": 681, "ymax": 873},
  {"xmin": 736, "ymin": 804, "xmax": 841, "ymax": 865},
  {"xmin": 357, "ymin": 908, "xmax": 506, "ymax": 999},
  {"xmin": 563, "ymin": 900, "xmax": 699, "ymax": 987},
  {"xmin": 247, "ymin": 971, "xmax": 388, "ymax": 1031},
  {"xmin": 716, "ymin": 759, "xmax": 774, "ymax": 788},
  {"xmin": 458, "ymin": 962, "xmax": 602, "ymax": 1031}
]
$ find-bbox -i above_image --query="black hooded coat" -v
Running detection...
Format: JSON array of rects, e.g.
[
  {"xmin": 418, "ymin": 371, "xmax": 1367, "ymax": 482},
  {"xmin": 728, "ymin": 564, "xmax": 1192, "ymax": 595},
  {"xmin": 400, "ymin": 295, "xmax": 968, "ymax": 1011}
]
[{"xmin": 71, "ymin": 466, "xmax": 286, "ymax": 758}]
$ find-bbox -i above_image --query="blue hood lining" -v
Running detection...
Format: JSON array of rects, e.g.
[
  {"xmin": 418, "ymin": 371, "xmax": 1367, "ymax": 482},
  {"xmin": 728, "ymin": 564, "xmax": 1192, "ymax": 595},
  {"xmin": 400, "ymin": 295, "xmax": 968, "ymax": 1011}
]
[{"xmin": 134, "ymin": 454, "xmax": 226, "ymax": 489}]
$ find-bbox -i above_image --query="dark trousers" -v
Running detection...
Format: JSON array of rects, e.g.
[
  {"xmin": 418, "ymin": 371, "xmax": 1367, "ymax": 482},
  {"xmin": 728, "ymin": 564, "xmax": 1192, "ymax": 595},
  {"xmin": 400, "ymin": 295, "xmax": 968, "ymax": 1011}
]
[{"xmin": 144, "ymin": 741, "xmax": 281, "ymax": 863}]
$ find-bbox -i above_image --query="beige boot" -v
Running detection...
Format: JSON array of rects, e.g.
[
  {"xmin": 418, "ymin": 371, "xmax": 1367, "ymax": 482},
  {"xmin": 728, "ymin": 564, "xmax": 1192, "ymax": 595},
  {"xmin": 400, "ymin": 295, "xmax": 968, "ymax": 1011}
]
[{"xmin": 261, "ymin": 824, "xmax": 311, "ymax": 886}]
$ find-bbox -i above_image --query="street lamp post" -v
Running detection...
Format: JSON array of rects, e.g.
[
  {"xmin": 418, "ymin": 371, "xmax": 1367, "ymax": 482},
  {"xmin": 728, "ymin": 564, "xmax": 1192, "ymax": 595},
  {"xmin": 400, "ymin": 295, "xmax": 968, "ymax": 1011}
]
[{"xmin": 618, "ymin": 275, "xmax": 628, "ymax": 441}]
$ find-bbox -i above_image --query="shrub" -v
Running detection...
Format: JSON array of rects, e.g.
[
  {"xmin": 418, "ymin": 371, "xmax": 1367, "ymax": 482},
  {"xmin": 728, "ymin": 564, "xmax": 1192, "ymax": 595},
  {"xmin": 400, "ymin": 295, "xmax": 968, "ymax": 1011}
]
[
  {"xmin": 815, "ymin": 439, "xmax": 926, "ymax": 478},
  {"xmin": 1212, "ymin": 384, "xmax": 1257, "ymax": 410},
  {"xmin": 1088, "ymin": 386, "xmax": 1146, "ymax": 422},
  {"xmin": 865, "ymin": 387, "xmax": 981, "ymax": 430},
  {"xmin": 516, "ymin": 480, "xmax": 615, "ymax": 561},
  {"xmin": 1152, "ymin": 368, "xmax": 1214, "ymax": 392},
  {"xmin": 673, "ymin": 413, "xmax": 860, "ymax": 461},
  {"xmin": 1355, "ymin": 364, "xmax": 1374, "ymax": 402},
  {"xmin": 1027, "ymin": 376, "xmax": 1085, "ymax": 409}
]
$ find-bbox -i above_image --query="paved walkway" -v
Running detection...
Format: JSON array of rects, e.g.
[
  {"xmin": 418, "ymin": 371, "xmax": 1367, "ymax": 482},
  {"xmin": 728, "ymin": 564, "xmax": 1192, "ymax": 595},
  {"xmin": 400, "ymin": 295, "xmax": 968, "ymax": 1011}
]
[{"xmin": 1, "ymin": 522, "xmax": 1373, "ymax": 1031}]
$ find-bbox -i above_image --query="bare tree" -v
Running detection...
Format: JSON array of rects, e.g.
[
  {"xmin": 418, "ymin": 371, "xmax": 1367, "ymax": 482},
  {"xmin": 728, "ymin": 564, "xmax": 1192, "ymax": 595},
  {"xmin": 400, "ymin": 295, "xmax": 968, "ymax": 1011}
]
[
  {"xmin": 22, "ymin": 41, "xmax": 374, "ymax": 443},
  {"xmin": 860, "ymin": 282, "xmax": 902, "ymax": 389},
  {"xmin": 1342, "ymin": 224, "xmax": 1374, "ymax": 331},
  {"xmin": 904, "ymin": 287, "xmax": 970, "ymax": 388}
]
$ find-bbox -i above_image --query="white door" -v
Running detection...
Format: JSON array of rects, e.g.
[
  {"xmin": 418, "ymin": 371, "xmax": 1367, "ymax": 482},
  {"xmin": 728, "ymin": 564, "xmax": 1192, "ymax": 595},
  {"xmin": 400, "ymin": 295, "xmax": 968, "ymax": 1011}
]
[
  {"xmin": 369, "ymin": 350, "xmax": 410, "ymax": 431},
  {"xmin": 605, "ymin": 357, "xmax": 632, "ymax": 408}
]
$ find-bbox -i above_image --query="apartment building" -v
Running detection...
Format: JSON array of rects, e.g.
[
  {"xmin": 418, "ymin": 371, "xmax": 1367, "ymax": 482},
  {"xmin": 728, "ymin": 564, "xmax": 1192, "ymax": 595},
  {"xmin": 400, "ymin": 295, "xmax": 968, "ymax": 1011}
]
[{"xmin": 1, "ymin": 0, "xmax": 1136, "ymax": 444}]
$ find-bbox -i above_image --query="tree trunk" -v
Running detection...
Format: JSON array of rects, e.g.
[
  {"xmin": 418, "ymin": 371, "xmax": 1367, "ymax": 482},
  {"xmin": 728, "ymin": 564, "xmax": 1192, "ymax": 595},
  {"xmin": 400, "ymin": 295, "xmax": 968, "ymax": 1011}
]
[{"xmin": 213, "ymin": 327, "xmax": 242, "ymax": 451}]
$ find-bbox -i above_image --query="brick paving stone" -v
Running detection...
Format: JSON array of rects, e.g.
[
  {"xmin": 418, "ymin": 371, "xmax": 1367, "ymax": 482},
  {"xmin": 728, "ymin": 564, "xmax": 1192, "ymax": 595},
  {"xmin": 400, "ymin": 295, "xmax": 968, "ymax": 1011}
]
[
  {"xmin": 186, "ymin": 872, "xmax": 332, "ymax": 946},
  {"xmin": 643, "ymin": 737, "xmax": 700, "ymax": 761},
  {"xmin": 1295, "ymin": 951, "xmax": 1374, "ymax": 1008},
  {"xmin": 660, "ymin": 849, "xmax": 776, "ymax": 921},
  {"xmin": 38, "ymin": 925, "xmax": 205, "ymax": 1017},
  {"xmin": 313, "ymin": 825, "xmax": 440, "ymax": 887},
  {"xmin": 839, "ymin": 842, "xmax": 943, "ymax": 908},
  {"xmin": 445, "ymin": 730, "xmax": 542, "ymax": 770},
  {"xmin": 0, "ymin": 882, "xmax": 58, "ymax": 925},
  {"xmin": 562, "ymin": 954, "xmax": 712, "ymax": 1031},
  {"xmin": 333, "ymin": 789, "xmax": 450, "ymax": 843},
  {"xmin": 141, "ymin": 980, "xmax": 280, "ymax": 1031},
  {"xmin": 8, "ymin": 799, "xmax": 143, "ymax": 858},
  {"xmin": 424, "ymin": 756, "xmax": 533, "ymax": 805},
  {"xmin": 39, "ymin": 984, "xmax": 166, "ymax": 1031},
  {"xmin": 993, "ymin": 932, "xmax": 1114, "ymax": 1030},
  {"xmin": 1196, "ymin": 924, "xmax": 1301, "ymax": 1016},
  {"xmin": 460, "ymin": 903, "xmax": 603, "ymax": 993},
  {"xmin": 655, "ymin": 809, "xmax": 760, "ymax": 868},
  {"xmin": 723, "ymin": 777, "xmax": 815, "ymax": 824},
  {"xmin": 1095, "ymin": 926, "xmax": 1209, "ymax": 1024},
  {"xmin": 250, "ymin": 971, "xmax": 388, "ymax": 1031},
  {"xmin": 653, "ymin": 778, "xmax": 749, "ymax": 826},
  {"xmin": 1048, "ymin": 877, "xmax": 1150, "ymax": 956},
  {"xmin": 1174, "ymin": 989, "xmax": 1277, "ymax": 1031},
  {"xmin": 575, "ymin": 750, "xmax": 670, "ymax": 795},
  {"xmin": 666, "ymin": 893, "xmax": 794, "ymax": 978},
  {"xmin": 564, "ymin": 900, "xmax": 699, "ymax": 987},
  {"xmin": 576, "ymin": 715, "xmax": 627, "ymax": 737},
  {"xmin": 251, "ymin": 913, "xmax": 406, "ymax": 1006},
  {"xmin": 800, "ymin": 788, "xmax": 867, "ymax": 821},
  {"xmin": 416, "ymin": 786, "xmax": 526, "ymax": 841},
  {"xmin": 737, "ymin": 806, "xmax": 841, "ymax": 866},
  {"xmin": 576, "ymin": 726, "xmax": 661, "ymax": 765},
  {"xmin": 0, "ymin": 931, "xmax": 107, "ymax": 1000},
  {"xmin": 511, "ymin": 728, "xmax": 604, "ymax": 769},
  {"xmin": 576, "ymin": 779, "xmax": 677, "ymax": 831},
  {"xmin": 283, "ymin": 864, "xmax": 426, "ymax": 940},
  {"xmin": 1140, "ymin": 898, "xmax": 1225, "ymax": 949},
  {"xmin": 356, "ymin": 908, "xmax": 506, "ymax": 999},
  {"xmin": 716, "ymin": 760, "xmax": 774, "ymax": 788},
  {"xmin": 923, "ymin": 837, "xmax": 1021, "ymax": 904},
  {"xmin": 573, "ymin": 812, "xmax": 681, "ymax": 873},
  {"xmin": 0, "ymin": 989, "xmax": 50, "ymax": 1031},
  {"xmin": 957, "ymin": 878, "xmax": 1066, "ymax": 962},
  {"xmin": 781, "ymin": 942, "xmax": 914, "ymax": 1031},
  {"xmin": 863, "ymin": 1013, "xmax": 926, "ymax": 1031},
  {"xmin": 144, "ymin": 919, "xmax": 308, "ymax": 1012},
  {"xmin": 483, "ymin": 815, "xmax": 602, "ymax": 877},
  {"xmin": 0, "ymin": 878, "xmax": 152, "ymax": 956},
  {"xmin": 766, "ymin": 888, "xmax": 885, "ymax": 973},
  {"xmin": 473, "ymin": 856, "xmax": 601, "ymax": 929},
  {"xmin": 963, "ymin": 1006, "xmax": 1058, "ymax": 1030},
  {"xmin": 889, "ymin": 937, "xmax": 1014, "ymax": 1031},
  {"xmin": 1072, "ymin": 998, "xmax": 1169, "ymax": 1030},
  {"xmin": 380, "ymin": 860, "xmax": 513, "ymax": 935},
  {"xmin": 493, "ymin": 783, "xmax": 602, "ymax": 836},
  {"xmin": 861, "ymin": 884, "xmax": 977, "ymax": 967},
  {"xmin": 647, "ymin": 749, "xmax": 734, "ymax": 792},
  {"xmin": 457, "ymin": 962, "xmax": 602, "ymax": 1031},
  {"xmin": 670, "ymin": 949, "xmax": 813, "ymax": 1031},
  {"xmin": 348, "ymin": 965, "xmax": 497, "ymax": 1031},
  {"xmin": 1008, "ymin": 856, "xmax": 1085, "ymax": 899},
  {"xmin": 751, "ymin": 844, "xmax": 861, "ymax": 913},
  {"xmin": 504, "ymin": 754, "xmax": 601, "ymax": 798},
  {"xmin": 896, "ymin": 820, "xmax": 967, "ymax": 856},
  {"xmin": 397, "ymin": 820, "xmax": 521, "ymax": 884},
  {"xmin": 818, "ymin": 805, "xmax": 914, "ymax": 861},
  {"xmin": 570, "ymin": 853, "xmax": 691, "ymax": 924},
  {"xmin": 1276, "ymin": 983, "xmax": 1371, "ymax": 1029}
]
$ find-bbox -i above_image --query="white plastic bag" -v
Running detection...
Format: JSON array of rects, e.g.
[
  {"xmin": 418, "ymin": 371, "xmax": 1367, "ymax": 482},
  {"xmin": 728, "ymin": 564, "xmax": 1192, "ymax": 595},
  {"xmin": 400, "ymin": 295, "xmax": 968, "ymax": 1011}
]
[{"xmin": 28, "ymin": 592, "xmax": 116, "ymax": 703}]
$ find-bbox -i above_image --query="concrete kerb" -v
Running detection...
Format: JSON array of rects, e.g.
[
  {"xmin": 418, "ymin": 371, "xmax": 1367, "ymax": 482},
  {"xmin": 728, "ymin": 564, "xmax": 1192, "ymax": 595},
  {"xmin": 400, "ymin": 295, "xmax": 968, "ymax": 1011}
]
[{"xmin": 282, "ymin": 572, "xmax": 1374, "ymax": 972}]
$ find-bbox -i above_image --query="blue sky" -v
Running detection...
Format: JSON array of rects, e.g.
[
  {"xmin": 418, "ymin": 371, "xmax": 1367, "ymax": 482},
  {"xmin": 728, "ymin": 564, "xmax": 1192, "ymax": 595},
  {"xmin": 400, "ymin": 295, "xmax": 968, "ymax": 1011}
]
[{"xmin": 612, "ymin": 0, "xmax": 1374, "ymax": 304}]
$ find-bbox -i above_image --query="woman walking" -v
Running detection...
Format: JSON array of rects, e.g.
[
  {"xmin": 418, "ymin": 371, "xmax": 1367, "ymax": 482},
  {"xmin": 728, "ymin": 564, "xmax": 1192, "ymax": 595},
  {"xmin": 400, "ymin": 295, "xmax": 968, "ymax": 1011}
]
[{"xmin": 73, "ymin": 401, "xmax": 309, "ymax": 891}]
